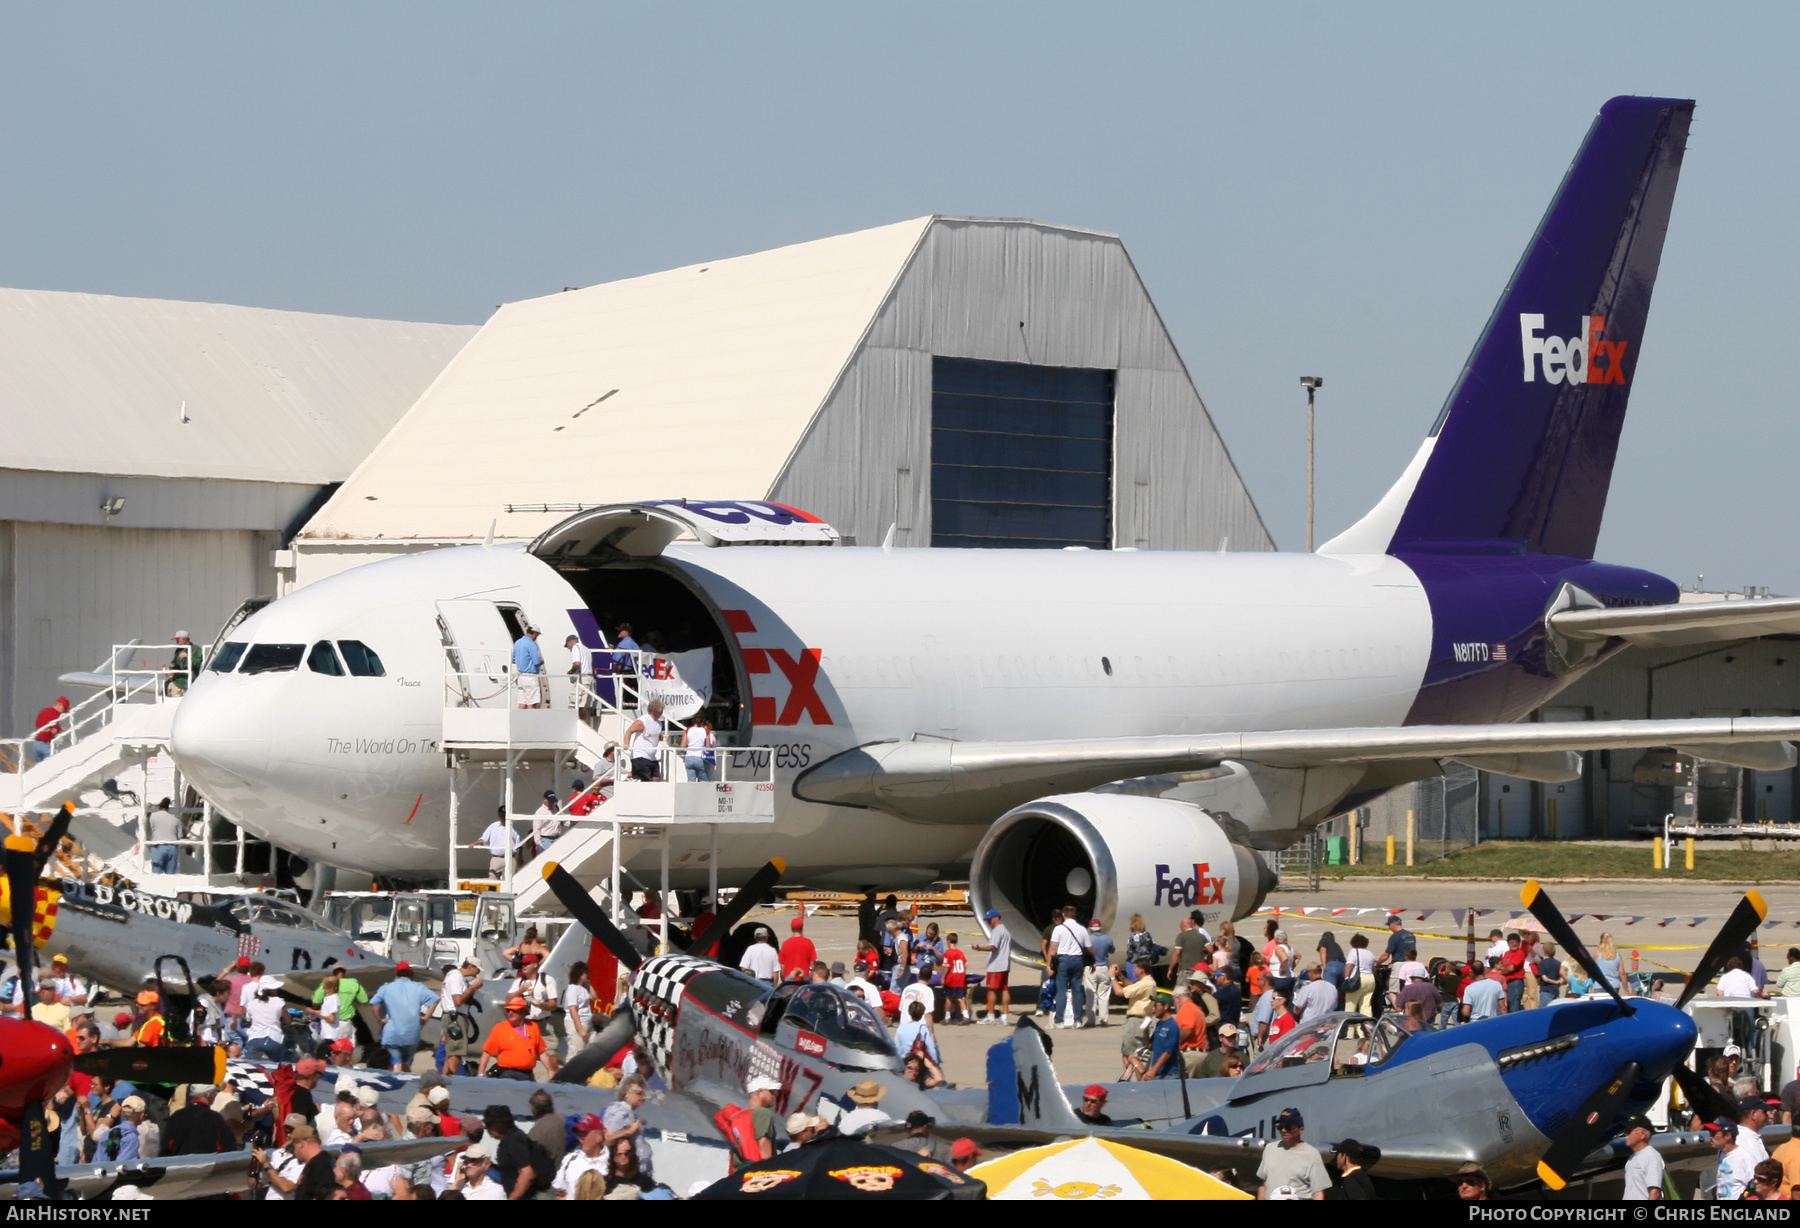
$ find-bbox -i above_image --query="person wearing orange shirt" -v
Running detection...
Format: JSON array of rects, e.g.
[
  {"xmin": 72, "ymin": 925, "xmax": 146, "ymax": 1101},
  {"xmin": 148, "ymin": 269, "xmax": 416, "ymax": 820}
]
[
  {"xmin": 478, "ymin": 996, "xmax": 546, "ymax": 1081},
  {"xmin": 779, "ymin": 915, "xmax": 817, "ymax": 983},
  {"xmin": 1175, "ymin": 985, "xmax": 1208, "ymax": 1076},
  {"xmin": 132, "ymin": 991, "xmax": 169, "ymax": 1047}
]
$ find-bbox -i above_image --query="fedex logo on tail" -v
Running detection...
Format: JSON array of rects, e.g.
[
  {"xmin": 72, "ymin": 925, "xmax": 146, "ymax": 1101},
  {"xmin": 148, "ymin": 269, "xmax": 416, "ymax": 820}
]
[
  {"xmin": 1519, "ymin": 314, "xmax": 1629, "ymax": 385},
  {"xmin": 1155, "ymin": 863, "xmax": 1226, "ymax": 908}
]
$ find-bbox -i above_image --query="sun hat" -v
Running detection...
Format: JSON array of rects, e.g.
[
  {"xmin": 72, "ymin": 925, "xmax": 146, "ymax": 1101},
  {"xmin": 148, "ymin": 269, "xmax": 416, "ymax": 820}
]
[{"xmin": 847, "ymin": 1080, "xmax": 886, "ymax": 1104}]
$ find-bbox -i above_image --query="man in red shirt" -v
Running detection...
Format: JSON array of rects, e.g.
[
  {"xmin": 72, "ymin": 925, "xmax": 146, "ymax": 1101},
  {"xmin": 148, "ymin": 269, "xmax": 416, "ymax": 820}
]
[
  {"xmin": 779, "ymin": 916, "xmax": 816, "ymax": 982},
  {"xmin": 568, "ymin": 779, "xmax": 599, "ymax": 818},
  {"xmin": 1500, "ymin": 933, "xmax": 1529, "ymax": 1013},
  {"xmin": 941, "ymin": 934, "xmax": 970, "ymax": 1025},
  {"xmin": 28, "ymin": 696, "xmax": 69, "ymax": 763}
]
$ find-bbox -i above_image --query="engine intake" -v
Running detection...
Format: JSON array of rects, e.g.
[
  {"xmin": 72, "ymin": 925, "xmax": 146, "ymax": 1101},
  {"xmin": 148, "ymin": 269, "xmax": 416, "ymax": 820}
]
[{"xmin": 969, "ymin": 793, "xmax": 1275, "ymax": 954}]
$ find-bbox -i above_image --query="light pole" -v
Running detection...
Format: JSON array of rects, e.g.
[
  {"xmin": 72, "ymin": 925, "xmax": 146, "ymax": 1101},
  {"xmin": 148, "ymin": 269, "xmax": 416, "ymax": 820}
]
[{"xmin": 1300, "ymin": 377, "xmax": 1322, "ymax": 551}]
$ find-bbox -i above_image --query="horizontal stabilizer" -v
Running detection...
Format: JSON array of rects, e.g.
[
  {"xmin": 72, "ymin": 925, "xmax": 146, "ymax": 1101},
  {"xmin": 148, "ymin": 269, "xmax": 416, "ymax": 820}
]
[{"xmin": 1551, "ymin": 595, "xmax": 1800, "ymax": 647}]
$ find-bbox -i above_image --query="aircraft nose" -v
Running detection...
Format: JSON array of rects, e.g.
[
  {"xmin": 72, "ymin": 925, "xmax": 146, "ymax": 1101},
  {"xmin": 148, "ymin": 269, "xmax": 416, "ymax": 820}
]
[
  {"xmin": 170, "ymin": 676, "xmax": 272, "ymax": 794},
  {"xmin": 1628, "ymin": 999, "xmax": 1698, "ymax": 1085}
]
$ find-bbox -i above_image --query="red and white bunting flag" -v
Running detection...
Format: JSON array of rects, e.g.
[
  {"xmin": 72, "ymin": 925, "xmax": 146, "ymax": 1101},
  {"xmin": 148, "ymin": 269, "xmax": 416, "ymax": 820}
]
[
  {"xmin": 1592, "ymin": 915, "xmax": 1609, "ymax": 922},
  {"xmin": 1330, "ymin": 908, "xmax": 1350, "ymax": 916},
  {"xmin": 1627, "ymin": 917, "xmax": 1644, "ymax": 926},
  {"xmin": 1452, "ymin": 910, "xmax": 1466, "ymax": 927},
  {"xmin": 1659, "ymin": 918, "xmax": 1676, "ymax": 928},
  {"xmin": 1688, "ymin": 917, "xmax": 1709, "ymax": 928},
  {"xmin": 1418, "ymin": 910, "xmax": 1434, "ymax": 921},
  {"xmin": 1566, "ymin": 915, "xmax": 1583, "ymax": 924}
]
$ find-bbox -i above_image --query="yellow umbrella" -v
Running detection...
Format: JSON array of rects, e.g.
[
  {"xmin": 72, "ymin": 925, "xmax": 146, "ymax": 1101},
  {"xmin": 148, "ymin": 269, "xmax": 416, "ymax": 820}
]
[{"xmin": 967, "ymin": 1136, "xmax": 1250, "ymax": 1201}]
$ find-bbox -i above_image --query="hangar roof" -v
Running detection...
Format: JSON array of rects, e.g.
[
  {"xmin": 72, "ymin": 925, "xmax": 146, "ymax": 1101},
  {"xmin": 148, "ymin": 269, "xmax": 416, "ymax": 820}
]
[
  {"xmin": 0, "ymin": 287, "xmax": 478, "ymax": 485},
  {"xmin": 302, "ymin": 217, "xmax": 942, "ymax": 541}
]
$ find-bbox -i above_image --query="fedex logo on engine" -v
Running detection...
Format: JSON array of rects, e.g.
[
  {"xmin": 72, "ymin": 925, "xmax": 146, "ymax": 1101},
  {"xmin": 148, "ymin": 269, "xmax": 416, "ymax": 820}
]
[
  {"xmin": 1155, "ymin": 863, "xmax": 1226, "ymax": 908},
  {"xmin": 1519, "ymin": 314, "xmax": 1629, "ymax": 385}
]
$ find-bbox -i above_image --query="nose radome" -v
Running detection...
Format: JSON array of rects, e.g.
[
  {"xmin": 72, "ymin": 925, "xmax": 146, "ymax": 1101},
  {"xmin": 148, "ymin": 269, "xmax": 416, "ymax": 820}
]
[{"xmin": 170, "ymin": 680, "xmax": 273, "ymax": 789}]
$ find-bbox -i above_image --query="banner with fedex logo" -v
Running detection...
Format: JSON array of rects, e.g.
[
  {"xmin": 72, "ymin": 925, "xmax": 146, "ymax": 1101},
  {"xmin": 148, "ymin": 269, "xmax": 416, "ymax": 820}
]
[{"xmin": 637, "ymin": 648, "xmax": 713, "ymax": 720}]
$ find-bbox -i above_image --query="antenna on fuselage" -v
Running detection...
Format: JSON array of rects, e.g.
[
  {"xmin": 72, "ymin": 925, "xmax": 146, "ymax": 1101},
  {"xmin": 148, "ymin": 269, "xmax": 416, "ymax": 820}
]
[
  {"xmin": 881, "ymin": 523, "xmax": 896, "ymax": 553},
  {"xmin": 483, "ymin": 519, "xmax": 496, "ymax": 550}
]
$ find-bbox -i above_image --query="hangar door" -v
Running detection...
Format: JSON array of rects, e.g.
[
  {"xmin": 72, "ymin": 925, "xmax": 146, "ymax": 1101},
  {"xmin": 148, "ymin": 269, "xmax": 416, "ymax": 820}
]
[{"xmin": 930, "ymin": 357, "xmax": 1113, "ymax": 549}]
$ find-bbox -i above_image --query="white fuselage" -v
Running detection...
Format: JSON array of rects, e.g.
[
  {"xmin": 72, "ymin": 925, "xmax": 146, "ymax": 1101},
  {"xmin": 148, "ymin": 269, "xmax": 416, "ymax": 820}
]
[{"xmin": 170, "ymin": 543, "xmax": 1434, "ymax": 880}]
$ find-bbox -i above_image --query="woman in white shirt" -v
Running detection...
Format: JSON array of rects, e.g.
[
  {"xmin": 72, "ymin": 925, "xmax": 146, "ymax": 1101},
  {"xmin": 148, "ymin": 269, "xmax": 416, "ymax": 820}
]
[{"xmin": 683, "ymin": 719, "xmax": 716, "ymax": 782}]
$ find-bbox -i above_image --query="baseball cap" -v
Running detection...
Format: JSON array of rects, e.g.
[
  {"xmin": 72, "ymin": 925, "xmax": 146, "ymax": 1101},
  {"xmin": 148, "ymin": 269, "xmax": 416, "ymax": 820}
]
[
  {"xmin": 950, "ymin": 1138, "xmax": 983, "ymax": 1160},
  {"xmin": 50, "ymin": 954, "xmax": 67, "ymax": 965},
  {"xmin": 120, "ymin": 1095, "xmax": 146, "ymax": 1113},
  {"xmin": 283, "ymin": 1112, "xmax": 309, "ymax": 1128},
  {"xmin": 1218, "ymin": 1023, "xmax": 1240, "ymax": 1038},
  {"xmin": 985, "ymin": 909, "xmax": 1001, "ymax": 921},
  {"xmin": 1335, "ymin": 1138, "xmax": 1369, "ymax": 1164},
  {"xmin": 543, "ymin": 789, "xmax": 557, "ymax": 801},
  {"xmin": 330, "ymin": 1038, "xmax": 354, "ymax": 1052},
  {"xmin": 790, "ymin": 917, "xmax": 805, "ymax": 931},
  {"xmin": 1704, "ymin": 1117, "xmax": 1740, "ymax": 1134},
  {"xmin": 1273, "ymin": 1107, "xmax": 1304, "ymax": 1129},
  {"xmin": 785, "ymin": 1112, "xmax": 820, "ymax": 1134},
  {"xmin": 287, "ymin": 1125, "xmax": 317, "ymax": 1142},
  {"xmin": 112, "ymin": 1011, "xmax": 133, "ymax": 1027},
  {"xmin": 1725, "ymin": 1043, "xmax": 1744, "ymax": 1057},
  {"xmin": 504, "ymin": 995, "xmax": 529, "ymax": 1011},
  {"xmin": 746, "ymin": 1076, "xmax": 783, "ymax": 1094},
  {"xmin": 905, "ymin": 1109, "xmax": 935, "ymax": 1129},
  {"xmin": 235, "ymin": 957, "xmax": 251, "ymax": 968},
  {"xmin": 1623, "ymin": 1115, "xmax": 1654, "ymax": 1134},
  {"xmin": 573, "ymin": 1113, "xmax": 606, "ymax": 1135},
  {"xmin": 354, "ymin": 1086, "xmax": 381, "ymax": 1108},
  {"xmin": 1088, "ymin": 919, "xmax": 1104, "ymax": 932},
  {"xmin": 1153, "ymin": 989, "xmax": 1174, "ymax": 1005},
  {"xmin": 462, "ymin": 1142, "xmax": 493, "ymax": 1162},
  {"xmin": 406, "ymin": 1105, "xmax": 438, "ymax": 1125},
  {"xmin": 1740, "ymin": 1096, "xmax": 1768, "ymax": 1113},
  {"xmin": 1082, "ymin": 1085, "xmax": 1108, "ymax": 1101},
  {"xmin": 135, "ymin": 990, "xmax": 159, "ymax": 1006},
  {"xmin": 394, "ymin": 961, "xmax": 411, "ymax": 973},
  {"xmin": 428, "ymin": 1086, "xmax": 451, "ymax": 1105}
]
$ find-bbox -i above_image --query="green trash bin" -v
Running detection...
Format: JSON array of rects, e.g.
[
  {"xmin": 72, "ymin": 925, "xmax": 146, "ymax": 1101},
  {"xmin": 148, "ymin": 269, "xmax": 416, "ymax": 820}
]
[{"xmin": 1325, "ymin": 836, "xmax": 1347, "ymax": 865}]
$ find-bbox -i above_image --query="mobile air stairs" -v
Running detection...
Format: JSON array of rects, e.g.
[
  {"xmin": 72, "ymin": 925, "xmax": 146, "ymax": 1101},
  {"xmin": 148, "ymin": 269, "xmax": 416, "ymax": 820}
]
[
  {"xmin": 1, "ymin": 645, "xmax": 276, "ymax": 886},
  {"xmin": 440, "ymin": 653, "xmax": 773, "ymax": 952}
]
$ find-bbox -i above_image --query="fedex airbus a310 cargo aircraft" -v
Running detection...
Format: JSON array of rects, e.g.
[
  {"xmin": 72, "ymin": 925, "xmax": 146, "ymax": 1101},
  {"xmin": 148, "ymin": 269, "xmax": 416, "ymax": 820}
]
[{"xmin": 172, "ymin": 96, "xmax": 1800, "ymax": 935}]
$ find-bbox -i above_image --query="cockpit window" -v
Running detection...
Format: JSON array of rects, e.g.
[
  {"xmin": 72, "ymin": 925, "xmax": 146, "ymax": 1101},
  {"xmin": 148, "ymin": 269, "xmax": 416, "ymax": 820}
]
[
  {"xmin": 307, "ymin": 641, "xmax": 344, "ymax": 676},
  {"xmin": 1242, "ymin": 1016, "xmax": 1342, "ymax": 1077},
  {"xmin": 1366, "ymin": 1015, "xmax": 1418, "ymax": 1067},
  {"xmin": 210, "ymin": 642, "xmax": 247, "ymax": 673},
  {"xmin": 339, "ymin": 641, "xmax": 386, "ymax": 677},
  {"xmin": 778, "ymin": 984, "xmax": 896, "ymax": 1056},
  {"xmin": 239, "ymin": 644, "xmax": 304, "ymax": 675}
]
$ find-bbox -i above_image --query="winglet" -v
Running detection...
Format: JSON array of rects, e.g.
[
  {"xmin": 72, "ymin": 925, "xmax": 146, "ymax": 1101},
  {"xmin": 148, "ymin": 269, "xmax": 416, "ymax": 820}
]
[
  {"xmin": 1537, "ymin": 1160, "xmax": 1568, "ymax": 1191},
  {"xmin": 1521, "ymin": 880, "xmax": 1541, "ymax": 908},
  {"xmin": 1749, "ymin": 890, "xmax": 1769, "ymax": 922}
]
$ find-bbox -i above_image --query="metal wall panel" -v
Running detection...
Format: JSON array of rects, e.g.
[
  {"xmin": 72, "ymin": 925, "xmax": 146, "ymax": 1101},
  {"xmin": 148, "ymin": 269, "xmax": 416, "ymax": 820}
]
[
  {"xmin": 772, "ymin": 218, "xmax": 1274, "ymax": 554},
  {"xmin": 0, "ymin": 522, "xmax": 273, "ymax": 735}
]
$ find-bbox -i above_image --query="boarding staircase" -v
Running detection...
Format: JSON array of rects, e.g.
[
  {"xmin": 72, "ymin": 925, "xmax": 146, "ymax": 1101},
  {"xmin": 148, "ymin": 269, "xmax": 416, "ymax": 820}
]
[{"xmin": 444, "ymin": 657, "xmax": 775, "ymax": 920}]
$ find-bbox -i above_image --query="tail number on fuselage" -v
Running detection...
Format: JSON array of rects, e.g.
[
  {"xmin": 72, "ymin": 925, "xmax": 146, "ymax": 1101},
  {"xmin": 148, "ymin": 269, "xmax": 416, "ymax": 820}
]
[{"xmin": 1452, "ymin": 642, "xmax": 1491, "ymax": 663}]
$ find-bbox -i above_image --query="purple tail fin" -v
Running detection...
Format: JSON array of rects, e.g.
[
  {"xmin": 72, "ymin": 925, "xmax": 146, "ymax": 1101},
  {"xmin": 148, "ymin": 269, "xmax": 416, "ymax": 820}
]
[{"xmin": 1334, "ymin": 96, "xmax": 1693, "ymax": 560}]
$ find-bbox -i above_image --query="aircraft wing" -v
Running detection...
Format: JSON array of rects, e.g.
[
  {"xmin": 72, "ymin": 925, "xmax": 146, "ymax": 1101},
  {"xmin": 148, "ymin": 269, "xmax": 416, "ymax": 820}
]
[
  {"xmin": 1551, "ymin": 596, "xmax": 1800, "ymax": 647},
  {"xmin": 796, "ymin": 715, "xmax": 1800, "ymax": 823},
  {"xmin": 57, "ymin": 640, "xmax": 144, "ymax": 690},
  {"xmin": 0, "ymin": 1135, "xmax": 458, "ymax": 1201}
]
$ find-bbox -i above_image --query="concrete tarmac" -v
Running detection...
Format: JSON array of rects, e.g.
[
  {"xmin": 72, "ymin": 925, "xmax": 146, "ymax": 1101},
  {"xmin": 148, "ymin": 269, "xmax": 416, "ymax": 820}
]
[{"xmin": 745, "ymin": 874, "xmax": 1798, "ymax": 1089}]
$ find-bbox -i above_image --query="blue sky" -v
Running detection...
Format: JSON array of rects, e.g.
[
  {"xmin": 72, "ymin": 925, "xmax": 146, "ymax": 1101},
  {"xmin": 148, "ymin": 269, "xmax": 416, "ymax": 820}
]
[{"xmin": 4, "ymin": 5, "xmax": 1795, "ymax": 590}]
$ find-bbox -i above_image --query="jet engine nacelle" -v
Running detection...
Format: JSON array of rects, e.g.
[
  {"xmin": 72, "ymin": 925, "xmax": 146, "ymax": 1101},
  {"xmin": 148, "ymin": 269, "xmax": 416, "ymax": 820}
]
[{"xmin": 969, "ymin": 793, "xmax": 1276, "ymax": 950}]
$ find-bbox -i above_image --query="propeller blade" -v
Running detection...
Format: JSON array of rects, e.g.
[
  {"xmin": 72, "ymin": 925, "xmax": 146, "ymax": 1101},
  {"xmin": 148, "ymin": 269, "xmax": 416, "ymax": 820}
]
[
  {"xmin": 31, "ymin": 802, "xmax": 74, "ymax": 876},
  {"xmin": 1671, "ymin": 1059, "xmax": 1738, "ymax": 1125},
  {"xmin": 1521, "ymin": 879, "xmax": 1632, "ymax": 1015},
  {"xmin": 1536, "ymin": 1060, "xmax": 1642, "ymax": 1191},
  {"xmin": 1676, "ymin": 892, "xmax": 1769, "ymax": 1010},
  {"xmin": 5, "ymin": 834, "xmax": 57, "ymax": 1193},
  {"xmin": 552, "ymin": 1005, "xmax": 638, "ymax": 1085},
  {"xmin": 73, "ymin": 1045, "xmax": 228, "ymax": 1086},
  {"xmin": 686, "ymin": 859, "xmax": 787, "ymax": 956},
  {"xmin": 540, "ymin": 863, "xmax": 644, "ymax": 972},
  {"xmin": 5, "ymin": 835, "xmax": 39, "ymax": 1003}
]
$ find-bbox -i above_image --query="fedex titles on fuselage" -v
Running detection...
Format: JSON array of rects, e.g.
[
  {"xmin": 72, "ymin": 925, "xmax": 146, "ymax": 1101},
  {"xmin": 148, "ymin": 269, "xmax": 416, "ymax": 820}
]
[{"xmin": 1519, "ymin": 313, "xmax": 1629, "ymax": 385}]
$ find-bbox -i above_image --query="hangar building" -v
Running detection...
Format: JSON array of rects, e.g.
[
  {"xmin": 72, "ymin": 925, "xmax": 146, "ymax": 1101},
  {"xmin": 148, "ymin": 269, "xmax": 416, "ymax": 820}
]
[
  {"xmin": 0, "ymin": 288, "xmax": 475, "ymax": 736},
  {"xmin": 292, "ymin": 216, "xmax": 1275, "ymax": 587}
]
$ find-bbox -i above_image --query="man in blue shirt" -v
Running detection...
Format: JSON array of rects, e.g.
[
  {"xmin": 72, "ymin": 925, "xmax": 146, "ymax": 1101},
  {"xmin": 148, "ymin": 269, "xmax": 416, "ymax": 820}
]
[
  {"xmin": 1085, "ymin": 921, "xmax": 1117, "ymax": 1027},
  {"xmin": 1211, "ymin": 968, "xmax": 1243, "ymax": 1031},
  {"xmin": 1146, "ymin": 991, "xmax": 1182, "ymax": 1078},
  {"xmin": 612, "ymin": 623, "xmax": 641, "ymax": 671},
  {"xmin": 369, "ymin": 963, "xmax": 439, "ymax": 1071},
  {"xmin": 511, "ymin": 625, "xmax": 544, "ymax": 708}
]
